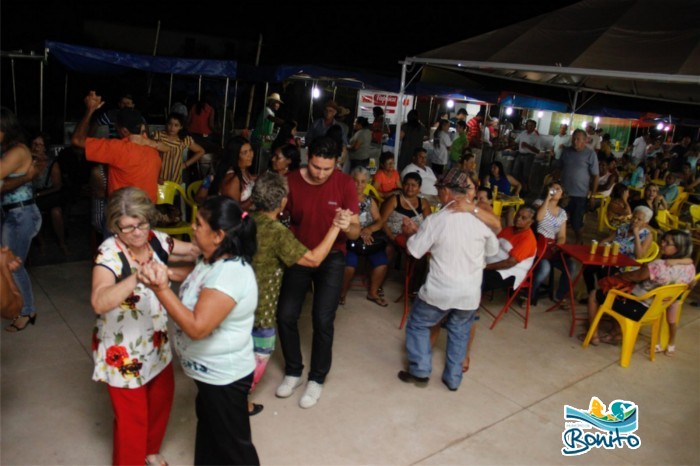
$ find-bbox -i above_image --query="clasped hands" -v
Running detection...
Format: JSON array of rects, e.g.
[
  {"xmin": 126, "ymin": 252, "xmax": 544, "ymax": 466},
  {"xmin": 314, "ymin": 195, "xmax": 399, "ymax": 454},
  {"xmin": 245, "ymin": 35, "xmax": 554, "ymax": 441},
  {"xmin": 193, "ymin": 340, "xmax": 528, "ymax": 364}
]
[
  {"xmin": 137, "ymin": 262, "xmax": 171, "ymax": 292},
  {"xmin": 332, "ymin": 208, "xmax": 353, "ymax": 233}
]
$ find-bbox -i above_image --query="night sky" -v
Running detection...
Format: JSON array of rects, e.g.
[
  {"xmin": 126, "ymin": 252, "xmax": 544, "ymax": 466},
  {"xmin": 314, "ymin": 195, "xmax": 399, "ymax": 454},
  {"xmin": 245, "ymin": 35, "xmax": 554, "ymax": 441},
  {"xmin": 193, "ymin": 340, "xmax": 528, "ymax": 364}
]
[{"xmin": 3, "ymin": 0, "xmax": 579, "ymax": 73}]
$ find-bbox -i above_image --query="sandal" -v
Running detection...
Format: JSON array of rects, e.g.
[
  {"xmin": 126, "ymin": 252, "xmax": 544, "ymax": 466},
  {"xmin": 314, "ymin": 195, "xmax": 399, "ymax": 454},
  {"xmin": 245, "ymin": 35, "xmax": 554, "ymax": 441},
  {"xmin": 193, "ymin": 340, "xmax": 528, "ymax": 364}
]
[
  {"xmin": 377, "ymin": 287, "xmax": 385, "ymax": 298},
  {"xmin": 366, "ymin": 295, "xmax": 389, "ymax": 307},
  {"xmin": 578, "ymin": 332, "xmax": 599, "ymax": 346},
  {"xmin": 665, "ymin": 345, "xmax": 676, "ymax": 357},
  {"xmin": 4, "ymin": 314, "xmax": 37, "ymax": 333},
  {"xmin": 145, "ymin": 454, "xmax": 168, "ymax": 466},
  {"xmin": 599, "ymin": 332, "xmax": 622, "ymax": 346}
]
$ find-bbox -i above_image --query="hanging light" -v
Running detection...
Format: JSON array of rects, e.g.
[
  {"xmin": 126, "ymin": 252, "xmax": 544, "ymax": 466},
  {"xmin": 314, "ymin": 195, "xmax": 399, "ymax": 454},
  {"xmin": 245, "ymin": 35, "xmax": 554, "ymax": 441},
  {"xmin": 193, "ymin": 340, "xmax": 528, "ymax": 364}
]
[
  {"xmin": 505, "ymin": 107, "xmax": 513, "ymax": 116},
  {"xmin": 561, "ymin": 118, "xmax": 570, "ymax": 125},
  {"xmin": 656, "ymin": 122, "xmax": 664, "ymax": 130},
  {"xmin": 537, "ymin": 110, "xmax": 544, "ymax": 118},
  {"xmin": 593, "ymin": 116, "xmax": 600, "ymax": 124},
  {"xmin": 312, "ymin": 87, "xmax": 320, "ymax": 99},
  {"xmin": 446, "ymin": 99, "xmax": 454, "ymax": 109}
]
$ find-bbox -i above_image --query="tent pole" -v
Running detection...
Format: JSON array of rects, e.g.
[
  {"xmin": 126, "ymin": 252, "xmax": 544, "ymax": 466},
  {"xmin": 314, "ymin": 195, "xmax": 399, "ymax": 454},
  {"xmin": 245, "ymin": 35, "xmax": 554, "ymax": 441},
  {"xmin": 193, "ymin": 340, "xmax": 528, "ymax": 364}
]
[
  {"xmin": 221, "ymin": 77, "xmax": 230, "ymax": 148},
  {"xmin": 231, "ymin": 80, "xmax": 239, "ymax": 136},
  {"xmin": 245, "ymin": 34, "xmax": 264, "ymax": 129},
  {"xmin": 308, "ymin": 80, "xmax": 317, "ymax": 131},
  {"xmin": 394, "ymin": 61, "xmax": 409, "ymax": 163},
  {"xmin": 11, "ymin": 58, "xmax": 17, "ymax": 114},
  {"xmin": 39, "ymin": 59, "xmax": 44, "ymax": 131},
  {"xmin": 168, "ymin": 73, "xmax": 173, "ymax": 118},
  {"xmin": 63, "ymin": 73, "xmax": 68, "ymax": 124},
  {"xmin": 147, "ymin": 20, "xmax": 161, "ymax": 97},
  {"xmin": 197, "ymin": 75, "xmax": 202, "ymax": 100},
  {"xmin": 570, "ymin": 90, "xmax": 579, "ymax": 130},
  {"xmin": 428, "ymin": 97, "xmax": 434, "ymax": 129}
]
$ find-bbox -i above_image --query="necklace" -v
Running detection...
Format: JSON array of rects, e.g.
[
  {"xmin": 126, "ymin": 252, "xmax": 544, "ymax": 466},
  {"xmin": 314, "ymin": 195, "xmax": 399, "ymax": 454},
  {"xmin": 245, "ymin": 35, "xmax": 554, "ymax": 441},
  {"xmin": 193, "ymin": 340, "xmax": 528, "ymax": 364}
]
[{"xmin": 116, "ymin": 240, "xmax": 154, "ymax": 268}]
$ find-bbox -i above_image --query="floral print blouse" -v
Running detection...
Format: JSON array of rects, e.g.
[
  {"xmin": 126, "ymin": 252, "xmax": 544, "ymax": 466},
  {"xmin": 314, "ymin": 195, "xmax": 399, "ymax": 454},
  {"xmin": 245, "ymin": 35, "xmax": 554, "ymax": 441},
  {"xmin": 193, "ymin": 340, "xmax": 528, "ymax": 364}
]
[{"xmin": 91, "ymin": 231, "xmax": 174, "ymax": 388}]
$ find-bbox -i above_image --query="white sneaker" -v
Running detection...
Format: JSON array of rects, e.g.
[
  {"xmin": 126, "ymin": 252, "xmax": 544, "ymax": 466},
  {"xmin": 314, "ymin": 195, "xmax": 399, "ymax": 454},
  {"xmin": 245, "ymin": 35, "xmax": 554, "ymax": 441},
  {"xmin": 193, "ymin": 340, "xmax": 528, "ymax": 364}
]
[
  {"xmin": 275, "ymin": 375, "xmax": 303, "ymax": 398},
  {"xmin": 299, "ymin": 381, "xmax": 323, "ymax": 409}
]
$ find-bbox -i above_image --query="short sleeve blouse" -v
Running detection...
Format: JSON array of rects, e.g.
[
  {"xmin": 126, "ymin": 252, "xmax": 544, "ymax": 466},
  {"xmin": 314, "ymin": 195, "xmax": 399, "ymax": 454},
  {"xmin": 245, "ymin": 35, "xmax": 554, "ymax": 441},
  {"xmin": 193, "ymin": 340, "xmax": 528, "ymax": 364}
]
[{"xmin": 91, "ymin": 230, "xmax": 174, "ymax": 388}]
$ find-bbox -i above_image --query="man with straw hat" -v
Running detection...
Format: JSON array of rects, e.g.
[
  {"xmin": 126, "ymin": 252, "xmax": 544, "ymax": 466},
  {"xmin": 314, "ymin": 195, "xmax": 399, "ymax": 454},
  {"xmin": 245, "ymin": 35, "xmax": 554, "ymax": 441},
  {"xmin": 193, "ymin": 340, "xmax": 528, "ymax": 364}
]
[{"xmin": 252, "ymin": 92, "xmax": 285, "ymax": 173}]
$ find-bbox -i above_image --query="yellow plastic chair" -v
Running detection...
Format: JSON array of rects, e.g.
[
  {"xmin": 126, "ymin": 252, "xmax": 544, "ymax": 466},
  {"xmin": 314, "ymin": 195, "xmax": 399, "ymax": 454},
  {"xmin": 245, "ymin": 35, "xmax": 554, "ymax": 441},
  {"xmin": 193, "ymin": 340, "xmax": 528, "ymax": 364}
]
[
  {"xmin": 492, "ymin": 199, "xmax": 503, "ymax": 218},
  {"xmin": 186, "ymin": 180, "xmax": 203, "ymax": 206},
  {"xmin": 621, "ymin": 240, "xmax": 659, "ymax": 272},
  {"xmin": 689, "ymin": 204, "xmax": 700, "ymax": 227},
  {"xmin": 581, "ymin": 283, "xmax": 688, "ymax": 367},
  {"xmin": 597, "ymin": 197, "xmax": 611, "ymax": 232},
  {"xmin": 155, "ymin": 182, "xmax": 196, "ymax": 239},
  {"xmin": 363, "ymin": 183, "xmax": 384, "ymax": 206},
  {"xmin": 656, "ymin": 210, "xmax": 679, "ymax": 231},
  {"xmin": 658, "ymin": 272, "xmax": 700, "ymax": 349},
  {"xmin": 669, "ymin": 192, "xmax": 688, "ymax": 216}
]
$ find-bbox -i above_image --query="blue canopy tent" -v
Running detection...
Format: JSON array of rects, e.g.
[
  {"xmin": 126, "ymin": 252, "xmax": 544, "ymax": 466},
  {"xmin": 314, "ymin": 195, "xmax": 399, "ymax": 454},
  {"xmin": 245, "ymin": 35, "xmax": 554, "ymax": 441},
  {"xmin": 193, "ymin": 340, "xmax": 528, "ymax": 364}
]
[{"xmin": 44, "ymin": 41, "xmax": 238, "ymax": 145}]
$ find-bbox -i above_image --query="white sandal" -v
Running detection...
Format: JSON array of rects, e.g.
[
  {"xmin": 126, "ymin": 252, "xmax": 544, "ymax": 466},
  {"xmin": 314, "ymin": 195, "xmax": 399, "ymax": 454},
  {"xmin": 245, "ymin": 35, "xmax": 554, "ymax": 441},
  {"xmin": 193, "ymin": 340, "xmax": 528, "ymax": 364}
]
[
  {"xmin": 665, "ymin": 345, "xmax": 676, "ymax": 357},
  {"xmin": 145, "ymin": 454, "xmax": 168, "ymax": 466}
]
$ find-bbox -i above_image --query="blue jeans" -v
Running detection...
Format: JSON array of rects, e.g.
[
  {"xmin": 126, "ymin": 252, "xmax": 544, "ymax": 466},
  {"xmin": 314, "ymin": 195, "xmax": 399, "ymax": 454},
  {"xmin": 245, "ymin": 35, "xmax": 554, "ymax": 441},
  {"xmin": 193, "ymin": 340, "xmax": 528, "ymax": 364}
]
[
  {"xmin": 405, "ymin": 298, "xmax": 476, "ymax": 389},
  {"xmin": 531, "ymin": 255, "xmax": 576, "ymax": 302},
  {"xmin": 1, "ymin": 204, "xmax": 42, "ymax": 316},
  {"xmin": 276, "ymin": 251, "xmax": 345, "ymax": 384}
]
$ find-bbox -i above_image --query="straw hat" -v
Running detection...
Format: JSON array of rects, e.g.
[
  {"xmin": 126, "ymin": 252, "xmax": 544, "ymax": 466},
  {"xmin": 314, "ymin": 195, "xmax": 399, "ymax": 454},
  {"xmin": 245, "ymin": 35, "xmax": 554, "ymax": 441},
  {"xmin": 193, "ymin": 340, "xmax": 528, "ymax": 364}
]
[{"xmin": 267, "ymin": 92, "xmax": 284, "ymax": 104}]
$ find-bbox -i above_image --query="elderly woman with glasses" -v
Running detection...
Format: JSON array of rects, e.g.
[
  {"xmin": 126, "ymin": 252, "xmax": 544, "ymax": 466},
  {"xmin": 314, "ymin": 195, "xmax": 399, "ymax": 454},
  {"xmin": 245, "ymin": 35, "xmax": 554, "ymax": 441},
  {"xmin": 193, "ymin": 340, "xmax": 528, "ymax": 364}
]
[{"xmin": 90, "ymin": 187, "xmax": 198, "ymax": 466}]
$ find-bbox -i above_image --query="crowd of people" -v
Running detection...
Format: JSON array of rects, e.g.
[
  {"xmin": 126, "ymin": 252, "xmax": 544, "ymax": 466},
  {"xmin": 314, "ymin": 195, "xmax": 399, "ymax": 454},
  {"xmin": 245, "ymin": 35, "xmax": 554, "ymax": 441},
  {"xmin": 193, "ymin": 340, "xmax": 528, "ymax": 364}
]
[{"xmin": 1, "ymin": 90, "xmax": 699, "ymax": 465}]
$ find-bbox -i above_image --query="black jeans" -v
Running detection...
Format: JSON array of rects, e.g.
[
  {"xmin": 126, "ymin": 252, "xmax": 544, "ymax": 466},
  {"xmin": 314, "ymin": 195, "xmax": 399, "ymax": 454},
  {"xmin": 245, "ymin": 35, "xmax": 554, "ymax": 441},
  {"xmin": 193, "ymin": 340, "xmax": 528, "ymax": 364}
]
[
  {"xmin": 277, "ymin": 251, "xmax": 346, "ymax": 383},
  {"xmin": 193, "ymin": 373, "xmax": 259, "ymax": 466}
]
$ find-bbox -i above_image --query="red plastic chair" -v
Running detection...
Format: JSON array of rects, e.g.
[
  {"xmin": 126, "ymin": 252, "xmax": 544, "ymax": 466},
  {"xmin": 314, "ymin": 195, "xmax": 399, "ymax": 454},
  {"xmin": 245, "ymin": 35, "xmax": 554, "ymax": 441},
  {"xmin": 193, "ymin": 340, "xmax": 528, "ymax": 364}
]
[{"xmin": 483, "ymin": 233, "xmax": 550, "ymax": 330}]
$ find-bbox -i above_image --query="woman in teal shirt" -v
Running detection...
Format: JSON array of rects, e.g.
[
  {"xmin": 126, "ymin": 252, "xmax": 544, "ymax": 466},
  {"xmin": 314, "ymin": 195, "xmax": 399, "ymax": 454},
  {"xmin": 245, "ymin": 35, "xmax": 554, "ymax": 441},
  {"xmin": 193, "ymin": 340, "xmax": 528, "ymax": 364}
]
[{"xmin": 140, "ymin": 196, "xmax": 259, "ymax": 465}]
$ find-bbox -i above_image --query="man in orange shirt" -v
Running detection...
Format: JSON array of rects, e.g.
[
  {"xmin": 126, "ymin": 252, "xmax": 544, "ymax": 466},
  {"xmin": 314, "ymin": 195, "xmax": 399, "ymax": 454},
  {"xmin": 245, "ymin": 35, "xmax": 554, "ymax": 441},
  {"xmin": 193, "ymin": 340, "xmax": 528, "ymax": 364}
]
[
  {"xmin": 72, "ymin": 91, "xmax": 161, "ymax": 203},
  {"xmin": 481, "ymin": 206, "xmax": 537, "ymax": 292}
]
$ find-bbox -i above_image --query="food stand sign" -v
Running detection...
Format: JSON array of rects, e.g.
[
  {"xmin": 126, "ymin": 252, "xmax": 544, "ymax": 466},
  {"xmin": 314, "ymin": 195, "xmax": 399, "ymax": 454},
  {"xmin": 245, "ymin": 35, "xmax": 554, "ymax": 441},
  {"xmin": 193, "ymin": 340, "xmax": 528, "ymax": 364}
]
[{"xmin": 357, "ymin": 90, "xmax": 414, "ymax": 125}]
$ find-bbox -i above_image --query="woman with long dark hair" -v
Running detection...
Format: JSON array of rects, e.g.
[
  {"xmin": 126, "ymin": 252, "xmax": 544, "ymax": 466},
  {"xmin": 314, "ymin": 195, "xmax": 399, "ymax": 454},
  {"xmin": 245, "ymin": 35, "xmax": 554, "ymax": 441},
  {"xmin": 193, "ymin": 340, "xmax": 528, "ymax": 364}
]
[
  {"xmin": 0, "ymin": 107, "xmax": 42, "ymax": 332},
  {"xmin": 207, "ymin": 136, "xmax": 255, "ymax": 209},
  {"xmin": 140, "ymin": 196, "xmax": 260, "ymax": 465}
]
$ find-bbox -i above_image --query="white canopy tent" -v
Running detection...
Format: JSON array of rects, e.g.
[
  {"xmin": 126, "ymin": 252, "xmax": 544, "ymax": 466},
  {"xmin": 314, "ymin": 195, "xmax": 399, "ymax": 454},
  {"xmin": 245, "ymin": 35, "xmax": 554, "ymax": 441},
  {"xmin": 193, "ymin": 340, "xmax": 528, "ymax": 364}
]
[{"xmin": 394, "ymin": 0, "xmax": 700, "ymax": 155}]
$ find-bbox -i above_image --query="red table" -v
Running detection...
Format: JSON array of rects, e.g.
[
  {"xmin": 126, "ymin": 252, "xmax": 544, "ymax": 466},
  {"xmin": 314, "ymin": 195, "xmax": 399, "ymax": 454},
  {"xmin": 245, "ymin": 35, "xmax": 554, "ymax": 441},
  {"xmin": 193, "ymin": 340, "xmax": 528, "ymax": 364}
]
[{"xmin": 545, "ymin": 244, "xmax": 639, "ymax": 337}]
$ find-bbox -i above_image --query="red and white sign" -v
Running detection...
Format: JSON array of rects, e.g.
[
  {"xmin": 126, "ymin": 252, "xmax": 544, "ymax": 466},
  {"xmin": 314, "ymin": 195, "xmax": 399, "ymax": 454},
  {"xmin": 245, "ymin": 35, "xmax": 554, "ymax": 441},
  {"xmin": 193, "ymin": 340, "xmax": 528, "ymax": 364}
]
[{"xmin": 357, "ymin": 90, "xmax": 414, "ymax": 125}]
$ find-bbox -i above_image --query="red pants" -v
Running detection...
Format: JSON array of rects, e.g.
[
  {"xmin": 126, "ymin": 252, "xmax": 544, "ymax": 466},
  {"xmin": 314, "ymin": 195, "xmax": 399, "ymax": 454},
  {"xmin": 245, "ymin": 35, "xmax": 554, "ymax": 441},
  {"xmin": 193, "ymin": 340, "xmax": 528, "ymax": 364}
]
[{"xmin": 107, "ymin": 363, "xmax": 174, "ymax": 466}]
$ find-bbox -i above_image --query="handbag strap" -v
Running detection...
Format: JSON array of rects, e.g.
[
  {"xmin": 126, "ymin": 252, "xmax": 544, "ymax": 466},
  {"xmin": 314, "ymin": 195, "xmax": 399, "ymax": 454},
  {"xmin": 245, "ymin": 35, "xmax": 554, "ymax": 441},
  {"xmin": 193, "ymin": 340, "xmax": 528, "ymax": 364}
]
[{"xmin": 400, "ymin": 194, "xmax": 421, "ymax": 218}]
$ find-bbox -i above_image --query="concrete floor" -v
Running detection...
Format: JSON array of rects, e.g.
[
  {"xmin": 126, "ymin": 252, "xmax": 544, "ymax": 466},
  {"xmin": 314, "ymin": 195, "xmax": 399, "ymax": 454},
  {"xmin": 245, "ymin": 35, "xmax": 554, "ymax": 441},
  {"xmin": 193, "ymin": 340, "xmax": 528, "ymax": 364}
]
[
  {"xmin": 1, "ymin": 256, "xmax": 699, "ymax": 465},
  {"xmin": 2, "ymin": 200, "xmax": 700, "ymax": 465}
]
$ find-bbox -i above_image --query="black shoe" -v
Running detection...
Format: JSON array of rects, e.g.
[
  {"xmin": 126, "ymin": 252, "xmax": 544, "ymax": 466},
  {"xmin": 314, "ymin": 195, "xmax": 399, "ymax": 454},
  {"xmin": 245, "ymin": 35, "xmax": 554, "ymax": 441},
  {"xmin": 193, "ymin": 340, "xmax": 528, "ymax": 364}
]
[
  {"xmin": 398, "ymin": 370, "xmax": 429, "ymax": 386},
  {"xmin": 441, "ymin": 378, "xmax": 458, "ymax": 392},
  {"xmin": 248, "ymin": 403, "xmax": 264, "ymax": 416}
]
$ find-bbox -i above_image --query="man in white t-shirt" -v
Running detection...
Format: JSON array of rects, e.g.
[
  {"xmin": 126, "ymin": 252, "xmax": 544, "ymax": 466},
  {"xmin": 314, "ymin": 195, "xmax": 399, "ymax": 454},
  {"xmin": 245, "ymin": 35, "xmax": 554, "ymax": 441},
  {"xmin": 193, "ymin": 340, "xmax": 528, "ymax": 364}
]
[
  {"xmin": 512, "ymin": 119, "xmax": 541, "ymax": 194},
  {"xmin": 401, "ymin": 147, "xmax": 438, "ymax": 199},
  {"xmin": 585, "ymin": 125, "xmax": 601, "ymax": 151},
  {"xmin": 398, "ymin": 168, "xmax": 499, "ymax": 391},
  {"xmin": 551, "ymin": 124, "xmax": 571, "ymax": 167},
  {"xmin": 626, "ymin": 133, "xmax": 650, "ymax": 166}
]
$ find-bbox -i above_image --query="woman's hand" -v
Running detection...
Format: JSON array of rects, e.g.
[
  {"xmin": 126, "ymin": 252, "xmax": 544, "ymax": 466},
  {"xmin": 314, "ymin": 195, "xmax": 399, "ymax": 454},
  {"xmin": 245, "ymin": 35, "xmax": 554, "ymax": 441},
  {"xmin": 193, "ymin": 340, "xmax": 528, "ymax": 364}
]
[
  {"xmin": 360, "ymin": 227, "xmax": 374, "ymax": 245},
  {"xmin": 332, "ymin": 208, "xmax": 352, "ymax": 232},
  {"xmin": 138, "ymin": 262, "xmax": 170, "ymax": 292}
]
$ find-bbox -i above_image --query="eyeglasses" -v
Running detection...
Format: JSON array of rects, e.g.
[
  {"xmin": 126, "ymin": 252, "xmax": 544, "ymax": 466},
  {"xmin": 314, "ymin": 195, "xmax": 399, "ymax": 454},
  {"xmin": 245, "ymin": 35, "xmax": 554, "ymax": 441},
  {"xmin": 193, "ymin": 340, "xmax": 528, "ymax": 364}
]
[{"xmin": 117, "ymin": 222, "xmax": 150, "ymax": 234}]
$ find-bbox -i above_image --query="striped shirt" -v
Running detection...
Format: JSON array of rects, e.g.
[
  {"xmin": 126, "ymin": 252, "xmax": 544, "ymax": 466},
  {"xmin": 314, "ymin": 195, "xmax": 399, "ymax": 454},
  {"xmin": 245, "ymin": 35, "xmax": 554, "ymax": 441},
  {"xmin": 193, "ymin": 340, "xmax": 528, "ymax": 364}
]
[
  {"xmin": 537, "ymin": 205, "xmax": 568, "ymax": 240},
  {"xmin": 153, "ymin": 131, "xmax": 194, "ymax": 184}
]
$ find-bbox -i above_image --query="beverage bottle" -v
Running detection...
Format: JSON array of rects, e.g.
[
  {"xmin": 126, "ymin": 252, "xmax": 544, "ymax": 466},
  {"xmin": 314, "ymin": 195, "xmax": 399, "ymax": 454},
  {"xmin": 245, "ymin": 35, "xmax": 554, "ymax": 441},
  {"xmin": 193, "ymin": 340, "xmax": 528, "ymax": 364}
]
[
  {"xmin": 602, "ymin": 242, "xmax": 611, "ymax": 257},
  {"xmin": 590, "ymin": 239, "xmax": 598, "ymax": 254},
  {"xmin": 612, "ymin": 241, "xmax": 620, "ymax": 256}
]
